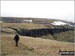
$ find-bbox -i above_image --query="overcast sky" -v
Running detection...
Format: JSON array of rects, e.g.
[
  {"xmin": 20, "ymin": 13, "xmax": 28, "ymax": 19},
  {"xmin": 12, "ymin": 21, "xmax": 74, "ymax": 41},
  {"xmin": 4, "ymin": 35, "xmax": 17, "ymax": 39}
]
[{"xmin": 1, "ymin": 1, "xmax": 74, "ymax": 22}]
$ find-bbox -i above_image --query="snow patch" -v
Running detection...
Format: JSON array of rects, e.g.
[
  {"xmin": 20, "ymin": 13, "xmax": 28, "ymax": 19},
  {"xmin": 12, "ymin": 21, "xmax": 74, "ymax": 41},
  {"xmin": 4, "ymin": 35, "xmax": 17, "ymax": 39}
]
[
  {"xmin": 23, "ymin": 20, "xmax": 32, "ymax": 22},
  {"xmin": 51, "ymin": 21, "xmax": 67, "ymax": 26},
  {"xmin": 0, "ymin": 21, "xmax": 3, "ymax": 23}
]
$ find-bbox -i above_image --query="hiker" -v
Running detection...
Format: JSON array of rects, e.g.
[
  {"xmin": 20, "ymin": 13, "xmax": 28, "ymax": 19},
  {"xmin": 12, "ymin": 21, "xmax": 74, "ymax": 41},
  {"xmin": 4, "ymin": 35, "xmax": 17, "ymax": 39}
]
[{"xmin": 14, "ymin": 33, "xmax": 20, "ymax": 47}]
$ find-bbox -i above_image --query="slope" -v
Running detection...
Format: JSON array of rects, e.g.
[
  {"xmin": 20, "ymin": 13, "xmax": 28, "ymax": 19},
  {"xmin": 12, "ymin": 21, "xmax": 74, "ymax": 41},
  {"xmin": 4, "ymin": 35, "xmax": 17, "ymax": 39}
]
[{"xmin": 1, "ymin": 34, "xmax": 75, "ymax": 56}]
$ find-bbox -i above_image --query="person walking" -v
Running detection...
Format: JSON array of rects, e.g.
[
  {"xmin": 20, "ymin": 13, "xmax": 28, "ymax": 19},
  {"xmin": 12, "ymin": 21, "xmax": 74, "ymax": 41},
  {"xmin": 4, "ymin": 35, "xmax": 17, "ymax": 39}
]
[{"xmin": 14, "ymin": 33, "xmax": 20, "ymax": 47}]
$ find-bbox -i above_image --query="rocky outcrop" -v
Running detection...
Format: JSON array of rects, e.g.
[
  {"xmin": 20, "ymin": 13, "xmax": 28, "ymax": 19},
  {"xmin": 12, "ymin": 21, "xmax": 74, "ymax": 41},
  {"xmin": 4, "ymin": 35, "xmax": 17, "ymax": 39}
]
[{"xmin": 7, "ymin": 27, "xmax": 74, "ymax": 37}]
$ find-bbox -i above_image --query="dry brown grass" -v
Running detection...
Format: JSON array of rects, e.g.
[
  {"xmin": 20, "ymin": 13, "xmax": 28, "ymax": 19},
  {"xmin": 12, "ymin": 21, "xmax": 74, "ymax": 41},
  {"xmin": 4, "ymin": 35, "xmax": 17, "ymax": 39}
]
[
  {"xmin": 1, "ymin": 34, "xmax": 38, "ymax": 55},
  {"xmin": 1, "ymin": 34, "xmax": 75, "ymax": 56},
  {"xmin": 1, "ymin": 22, "xmax": 49, "ymax": 29},
  {"xmin": 20, "ymin": 36, "xmax": 75, "ymax": 54},
  {"xmin": 1, "ymin": 22, "xmax": 75, "ymax": 56}
]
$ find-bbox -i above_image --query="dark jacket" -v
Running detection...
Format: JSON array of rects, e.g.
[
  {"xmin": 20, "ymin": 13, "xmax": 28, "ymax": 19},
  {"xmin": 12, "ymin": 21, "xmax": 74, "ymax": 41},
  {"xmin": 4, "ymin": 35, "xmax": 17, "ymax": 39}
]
[{"xmin": 14, "ymin": 34, "xmax": 19, "ymax": 41}]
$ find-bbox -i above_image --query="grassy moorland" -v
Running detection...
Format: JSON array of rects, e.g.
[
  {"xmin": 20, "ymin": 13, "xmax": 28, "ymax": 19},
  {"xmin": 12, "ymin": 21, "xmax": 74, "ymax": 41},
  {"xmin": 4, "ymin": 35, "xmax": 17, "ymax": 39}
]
[
  {"xmin": 1, "ymin": 27, "xmax": 75, "ymax": 56},
  {"xmin": 1, "ymin": 22, "xmax": 74, "ymax": 43},
  {"xmin": 1, "ymin": 22, "xmax": 50, "ymax": 29},
  {"xmin": 1, "ymin": 34, "xmax": 75, "ymax": 56},
  {"xmin": 0, "ymin": 17, "xmax": 75, "ymax": 56}
]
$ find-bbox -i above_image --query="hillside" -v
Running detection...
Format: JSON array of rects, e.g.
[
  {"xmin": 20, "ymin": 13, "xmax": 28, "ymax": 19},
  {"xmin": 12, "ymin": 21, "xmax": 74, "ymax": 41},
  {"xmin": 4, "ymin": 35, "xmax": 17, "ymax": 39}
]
[
  {"xmin": 1, "ymin": 17, "xmax": 54, "ymax": 24},
  {"xmin": 1, "ymin": 34, "xmax": 75, "ymax": 56},
  {"xmin": 1, "ymin": 22, "xmax": 74, "ymax": 43},
  {"xmin": 0, "ymin": 17, "xmax": 75, "ymax": 55}
]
